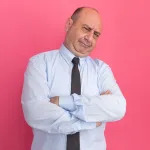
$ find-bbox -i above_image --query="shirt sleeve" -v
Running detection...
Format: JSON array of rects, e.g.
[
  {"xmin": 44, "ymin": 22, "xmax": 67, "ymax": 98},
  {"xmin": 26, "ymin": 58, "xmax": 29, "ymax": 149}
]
[
  {"xmin": 60, "ymin": 61, "xmax": 127, "ymax": 122},
  {"xmin": 59, "ymin": 95, "xmax": 76, "ymax": 111},
  {"xmin": 21, "ymin": 55, "xmax": 96, "ymax": 135}
]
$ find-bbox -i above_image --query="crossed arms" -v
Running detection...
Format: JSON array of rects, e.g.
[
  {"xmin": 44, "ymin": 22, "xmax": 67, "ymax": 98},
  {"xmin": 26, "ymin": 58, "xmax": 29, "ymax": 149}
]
[{"xmin": 21, "ymin": 58, "xmax": 126, "ymax": 135}]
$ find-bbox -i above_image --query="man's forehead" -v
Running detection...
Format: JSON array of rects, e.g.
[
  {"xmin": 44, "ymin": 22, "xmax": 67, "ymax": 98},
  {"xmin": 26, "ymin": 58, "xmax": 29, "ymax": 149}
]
[
  {"xmin": 83, "ymin": 23, "xmax": 101, "ymax": 30},
  {"xmin": 78, "ymin": 19, "xmax": 102, "ymax": 32},
  {"xmin": 77, "ymin": 10, "xmax": 102, "ymax": 29}
]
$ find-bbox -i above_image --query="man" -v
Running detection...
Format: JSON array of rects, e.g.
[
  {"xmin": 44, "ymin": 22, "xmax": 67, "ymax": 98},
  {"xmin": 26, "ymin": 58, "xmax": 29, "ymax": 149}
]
[{"xmin": 21, "ymin": 7, "xmax": 126, "ymax": 150}]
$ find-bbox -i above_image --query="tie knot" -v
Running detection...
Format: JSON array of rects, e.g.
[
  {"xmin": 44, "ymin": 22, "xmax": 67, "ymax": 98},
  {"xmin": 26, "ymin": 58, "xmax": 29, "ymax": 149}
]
[{"xmin": 72, "ymin": 57, "xmax": 79, "ymax": 65}]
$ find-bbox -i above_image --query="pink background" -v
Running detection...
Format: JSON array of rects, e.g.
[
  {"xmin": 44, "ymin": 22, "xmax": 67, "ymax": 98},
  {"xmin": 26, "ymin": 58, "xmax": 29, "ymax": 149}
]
[{"xmin": 0, "ymin": 0, "xmax": 150, "ymax": 150}]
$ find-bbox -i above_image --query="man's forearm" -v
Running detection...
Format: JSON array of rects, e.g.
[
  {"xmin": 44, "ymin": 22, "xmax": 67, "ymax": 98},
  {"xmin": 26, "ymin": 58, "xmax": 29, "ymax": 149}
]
[
  {"xmin": 70, "ymin": 93, "xmax": 126, "ymax": 122},
  {"xmin": 55, "ymin": 88, "xmax": 126, "ymax": 123},
  {"xmin": 50, "ymin": 96, "xmax": 102, "ymax": 127},
  {"xmin": 22, "ymin": 98, "xmax": 97, "ymax": 135}
]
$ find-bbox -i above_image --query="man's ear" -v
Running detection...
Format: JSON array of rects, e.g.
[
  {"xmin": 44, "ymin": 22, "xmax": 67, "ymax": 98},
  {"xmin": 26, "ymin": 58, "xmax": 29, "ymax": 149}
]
[{"xmin": 65, "ymin": 18, "xmax": 73, "ymax": 32}]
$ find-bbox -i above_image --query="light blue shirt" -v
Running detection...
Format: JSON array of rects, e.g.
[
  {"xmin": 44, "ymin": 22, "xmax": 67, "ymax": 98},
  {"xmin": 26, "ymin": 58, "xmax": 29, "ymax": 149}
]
[{"xmin": 21, "ymin": 44, "xmax": 126, "ymax": 150}]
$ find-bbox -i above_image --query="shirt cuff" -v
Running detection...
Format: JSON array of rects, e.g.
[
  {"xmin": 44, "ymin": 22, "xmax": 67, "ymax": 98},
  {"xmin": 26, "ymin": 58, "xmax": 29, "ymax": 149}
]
[
  {"xmin": 59, "ymin": 95, "xmax": 76, "ymax": 111},
  {"xmin": 71, "ymin": 94, "xmax": 86, "ymax": 121}
]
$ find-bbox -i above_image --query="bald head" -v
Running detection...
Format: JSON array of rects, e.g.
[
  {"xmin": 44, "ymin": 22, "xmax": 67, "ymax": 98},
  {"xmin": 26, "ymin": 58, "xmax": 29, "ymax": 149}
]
[
  {"xmin": 64, "ymin": 7, "xmax": 102, "ymax": 57},
  {"xmin": 71, "ymin": 7, "xmax": 100, "ymax": 22}
]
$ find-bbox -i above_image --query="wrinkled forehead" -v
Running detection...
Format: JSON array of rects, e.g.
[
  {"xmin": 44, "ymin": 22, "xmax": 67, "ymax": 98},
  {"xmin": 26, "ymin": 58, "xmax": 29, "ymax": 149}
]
[{"xmin": 76, "ymin": 9, "xmax": 102, "ymax": 31}]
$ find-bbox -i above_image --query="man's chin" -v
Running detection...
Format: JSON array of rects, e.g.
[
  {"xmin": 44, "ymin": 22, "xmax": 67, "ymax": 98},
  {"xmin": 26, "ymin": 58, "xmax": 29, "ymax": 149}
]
[{"xmin": 75, "ymin": 50, "xmax": 90, "ymax": 57}]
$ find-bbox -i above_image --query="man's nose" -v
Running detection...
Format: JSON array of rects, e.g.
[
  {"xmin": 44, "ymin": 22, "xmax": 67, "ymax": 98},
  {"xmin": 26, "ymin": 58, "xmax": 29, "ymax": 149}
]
[{"xmin": 85, "ymin": 31, "xmax": 93, "ymax": 42}]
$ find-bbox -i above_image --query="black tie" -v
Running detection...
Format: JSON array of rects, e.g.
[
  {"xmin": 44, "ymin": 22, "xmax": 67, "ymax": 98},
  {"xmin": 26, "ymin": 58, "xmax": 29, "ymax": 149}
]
[{"xmin": 67, "ymin": 57, "xmax": 81, "ymax": 150}]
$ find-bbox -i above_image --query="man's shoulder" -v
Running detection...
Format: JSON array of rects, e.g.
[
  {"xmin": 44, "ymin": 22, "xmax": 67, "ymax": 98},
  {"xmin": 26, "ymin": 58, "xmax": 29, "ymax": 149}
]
[
  {"xmin": 87, "ymin": 56, "xmax": 114, "ymax": 77},
  {"xmin": 28, "ymin": 49, "xmax": 59, "ymax": 63},
  {"xmin": 87, "ymin": 56, "xmax": 109, "ymax": 69}
]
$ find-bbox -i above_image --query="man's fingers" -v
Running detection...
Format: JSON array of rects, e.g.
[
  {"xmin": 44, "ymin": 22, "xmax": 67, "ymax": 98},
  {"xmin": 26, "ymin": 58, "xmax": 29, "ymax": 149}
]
[
  {"xmin": 96, "ymin": 122, "xmax": 102, "ymax": 127},
  {"xmin": 100, "ymin": 90, "xmax": 112, "ymax": 95},
  {"xmin": 100, "ymin": 90, "xmax": 109, "ymax": 95},
  {"xmin": 105, "ymin": 90, "xmax": 111, "ymax": 94}
]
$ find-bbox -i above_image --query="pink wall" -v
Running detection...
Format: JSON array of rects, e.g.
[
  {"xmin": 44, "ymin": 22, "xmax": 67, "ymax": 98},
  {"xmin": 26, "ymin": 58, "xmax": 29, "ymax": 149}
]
[{"xmin": 0, "ymin": 0, "xmax": 150, "ymax": 150}]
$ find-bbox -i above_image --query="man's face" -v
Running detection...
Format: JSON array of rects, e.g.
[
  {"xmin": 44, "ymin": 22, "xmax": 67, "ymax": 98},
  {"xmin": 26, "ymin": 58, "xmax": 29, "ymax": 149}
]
[{"xmin": 64, "ymin": 8, "xmax": 102, "ymax": 57}]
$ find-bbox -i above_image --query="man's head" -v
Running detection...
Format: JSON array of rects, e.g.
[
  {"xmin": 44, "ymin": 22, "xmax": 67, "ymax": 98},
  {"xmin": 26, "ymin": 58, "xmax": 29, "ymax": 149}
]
[{"xmin": 64, "ymin": 7, "xmax": 102, "ymax": 57}]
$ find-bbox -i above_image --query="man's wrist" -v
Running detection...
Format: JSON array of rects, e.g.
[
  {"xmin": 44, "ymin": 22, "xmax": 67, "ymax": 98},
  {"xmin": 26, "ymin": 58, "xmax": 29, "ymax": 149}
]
[{"xmin": 50, "ymin": 96, "xmax": 59, "ymax": 106}]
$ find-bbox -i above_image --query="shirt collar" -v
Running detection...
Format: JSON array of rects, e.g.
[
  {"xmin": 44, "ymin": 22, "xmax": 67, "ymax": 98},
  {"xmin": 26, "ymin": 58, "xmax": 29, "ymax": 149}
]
[{"xmin": 59, "ymin": 44, "xmax": 87, "ymax": 66}]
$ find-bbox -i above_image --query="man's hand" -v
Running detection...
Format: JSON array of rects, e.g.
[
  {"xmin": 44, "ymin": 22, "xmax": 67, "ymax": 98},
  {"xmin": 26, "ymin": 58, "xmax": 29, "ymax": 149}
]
[
  {"xmin": 96, "ymin": 122, "xmax": 102, "ymax": 127},
  {"xmin": 96, "ymin": 90, "xmax": 112, "ymax": 127},
  {"xmin": 100, "ymin": 90, "xmax": 112, "ymax": 95},
  {"xmin": 50, "ymin": 96, "xmax": 59, "ymax": 106}
]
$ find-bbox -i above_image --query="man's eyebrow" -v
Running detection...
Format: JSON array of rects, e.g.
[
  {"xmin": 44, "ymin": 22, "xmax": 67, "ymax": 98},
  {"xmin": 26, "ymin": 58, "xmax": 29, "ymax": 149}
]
[
  {"xmin": 94, "ymin": 31, "xmax": 101, "ymax": 35},
  {"xmin": 83, "ymin": 24, "xmax": 101, "ymax": 35},
  {"xmin": 83, "ymin": 24, "xmax": 92, "ymax": 29}
]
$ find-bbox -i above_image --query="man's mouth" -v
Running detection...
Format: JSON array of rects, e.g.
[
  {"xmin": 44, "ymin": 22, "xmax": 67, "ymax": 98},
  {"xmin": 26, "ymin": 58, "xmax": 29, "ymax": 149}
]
[{"xmin": 79, "ymin": 41, "xmax": 90, "ymax": 48}]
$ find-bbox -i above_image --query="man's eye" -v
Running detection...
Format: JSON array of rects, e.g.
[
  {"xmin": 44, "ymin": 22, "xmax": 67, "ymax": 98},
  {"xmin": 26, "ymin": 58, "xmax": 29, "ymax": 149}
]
[
  {"xmin": 94, "ymin": 33, "xmax": 99, "ymax": 39},
  {"xmin": 84, "ymin": 27, "xmax": 88, "ymax": 30},
  {"xmin": 83, "ymin": 27, "xmax": 89, "ymax": 32},
  {"xmin": 95, "ymin": 34, "xmax": 99, "ymax": 37}
]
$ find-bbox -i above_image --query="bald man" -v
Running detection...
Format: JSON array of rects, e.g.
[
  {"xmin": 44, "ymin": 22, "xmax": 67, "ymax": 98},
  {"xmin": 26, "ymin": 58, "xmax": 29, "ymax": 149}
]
[{"xmin": 21, "ymin": 7, "xmax": 126, "ymax": 150}]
